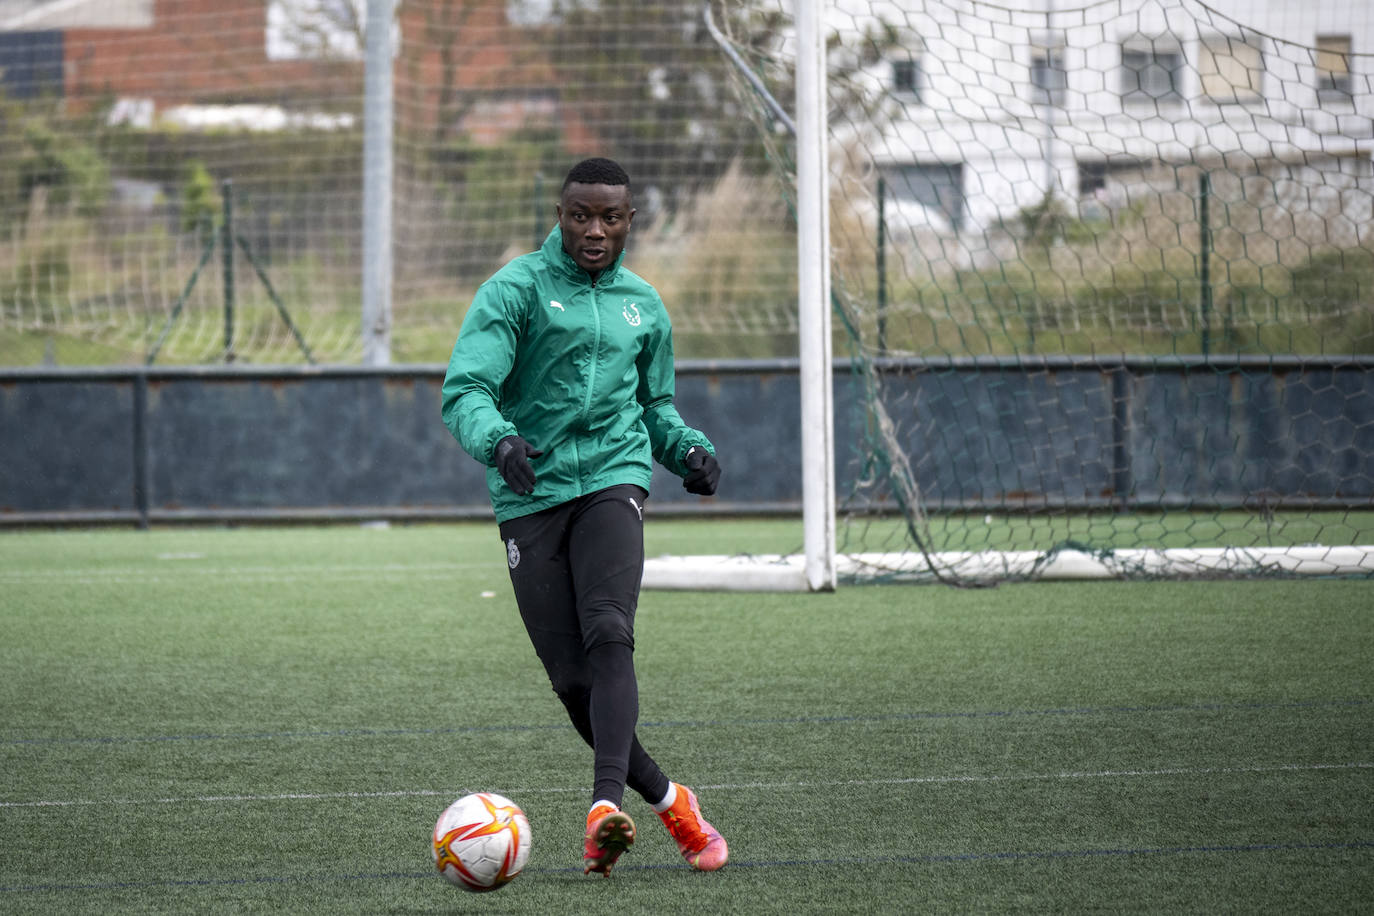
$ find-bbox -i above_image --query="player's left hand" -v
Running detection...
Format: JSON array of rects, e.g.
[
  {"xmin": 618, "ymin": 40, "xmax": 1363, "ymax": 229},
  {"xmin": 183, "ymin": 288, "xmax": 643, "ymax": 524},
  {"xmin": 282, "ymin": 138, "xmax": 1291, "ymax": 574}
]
[{"xmin": 683, "ymin": 446, "xmax": 720, "ymax": 496}]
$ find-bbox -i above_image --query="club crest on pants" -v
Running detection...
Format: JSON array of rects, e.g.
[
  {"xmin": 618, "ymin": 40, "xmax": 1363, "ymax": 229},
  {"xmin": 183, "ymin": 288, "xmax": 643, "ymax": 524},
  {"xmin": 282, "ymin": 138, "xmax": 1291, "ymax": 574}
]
[{"xmin": 506, "ymin": 537, "xmax": 521, "ymax": 569}]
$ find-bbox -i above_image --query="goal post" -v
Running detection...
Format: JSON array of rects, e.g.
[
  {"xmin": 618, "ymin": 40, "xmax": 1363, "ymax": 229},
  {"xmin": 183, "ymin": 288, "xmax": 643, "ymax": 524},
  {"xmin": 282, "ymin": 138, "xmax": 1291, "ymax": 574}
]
[
  {"xmin": 795, "ymin": 0, "xmax": 839, "ymax": 592},
  {"xmin": 641, "ymin": 0, "xmax": 837, "ymax": 593},
  {"xmin": 644, "ymin": 0, "xmax": 837, "ymax": 592}
]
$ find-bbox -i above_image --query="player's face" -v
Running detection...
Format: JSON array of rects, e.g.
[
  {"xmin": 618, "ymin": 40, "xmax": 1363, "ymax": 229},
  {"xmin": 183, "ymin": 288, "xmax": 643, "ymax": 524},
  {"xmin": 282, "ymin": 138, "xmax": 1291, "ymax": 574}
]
[{"xmin": 557, "ymin": 182, "xmax": 635, "ymax": 276}]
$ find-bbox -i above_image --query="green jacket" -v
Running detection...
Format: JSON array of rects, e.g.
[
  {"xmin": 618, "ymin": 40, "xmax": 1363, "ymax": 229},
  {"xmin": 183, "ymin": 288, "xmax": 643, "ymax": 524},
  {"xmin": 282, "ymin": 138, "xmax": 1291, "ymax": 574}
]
[{"xmin": 441, "ymin": 227, "xmax": 713, "ymax": 523}]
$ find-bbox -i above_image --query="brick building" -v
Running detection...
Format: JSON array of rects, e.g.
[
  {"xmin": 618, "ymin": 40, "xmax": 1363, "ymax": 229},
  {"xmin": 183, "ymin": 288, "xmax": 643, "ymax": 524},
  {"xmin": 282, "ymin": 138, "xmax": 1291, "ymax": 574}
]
[
  {"xmin": 2, "ymin": 0, "xmax": 358, "ymax": 116},
  {"xmin": 0, "ymin": 0, "xmax": 593, "ymax": 146}
]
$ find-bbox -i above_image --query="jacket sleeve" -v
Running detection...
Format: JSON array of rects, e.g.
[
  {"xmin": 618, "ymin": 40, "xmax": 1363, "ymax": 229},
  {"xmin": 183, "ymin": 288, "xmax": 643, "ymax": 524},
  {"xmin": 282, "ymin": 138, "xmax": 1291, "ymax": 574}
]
[
  {"xmin": 441, "ymin": 281, "xmax": 521, "ymax": 465},
  {"xmin": 637, "ymin": 306, "xmax": 712, "ymax": 477}
]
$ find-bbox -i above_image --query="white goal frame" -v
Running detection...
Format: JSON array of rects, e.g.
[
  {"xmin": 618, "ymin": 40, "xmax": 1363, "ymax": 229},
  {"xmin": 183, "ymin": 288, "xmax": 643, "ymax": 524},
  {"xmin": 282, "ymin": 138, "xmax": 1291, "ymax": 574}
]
[
  {"xmin": 644, "ymin": 0, "xmax": 834, "ymax": 593},
  {"xmin": 642, "ymin": 546, "xmax": 1374, "ymax": 591},
  {"xmin": 793, "ymin": 0, "xmax": 838, "ymax": 592},
  {"xmin": 639, "ymin": 1, "xmax": 1374, "ymax": 592},
  {"xmin": 644, "ymin": 0, "xmax": 837, "ymax": 593}
]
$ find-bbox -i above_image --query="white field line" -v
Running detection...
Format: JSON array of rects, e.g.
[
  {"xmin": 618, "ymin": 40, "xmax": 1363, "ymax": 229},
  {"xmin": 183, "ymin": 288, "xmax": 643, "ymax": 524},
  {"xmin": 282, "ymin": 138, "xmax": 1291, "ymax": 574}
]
[
  {"xmin": 0, "ymin": 562, "xmax": 498, "ymax": 586},
  {"xmin": 3, "ymin": 762, "xmax": 1368, "ymax": 809}
]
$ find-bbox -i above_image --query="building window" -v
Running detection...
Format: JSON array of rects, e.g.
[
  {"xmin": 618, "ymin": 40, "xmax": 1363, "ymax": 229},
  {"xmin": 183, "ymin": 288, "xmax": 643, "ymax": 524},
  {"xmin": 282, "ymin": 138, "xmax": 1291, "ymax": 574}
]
[
  {"xmin": 1316, "ymin": 34, "xmax": 1353, "ymax": 104},
  {"xmin": 885, "ymin": 163, "xmax": 964, "ymax": 232},
  {"xmin": 0, "ymin": 31, "xmax": 63, "ymax": 100},
  {"xmin": 1031, "ymin": 45, "xmax": 1066, "ymax": 106},
  {"xmin": 1078, "ymin": 162, "xmax": 1108, "ymax": 196},
  {"xmin": 1200, "ymin": 33, "xmax": 1263, "ymax": 103},
  {"xmin": 892, "ymin": 57, "xmax": 921, "ymax": 101},
  {"xmin": 1121, "ymin": 38, "xmax": 1183, "ymax": 105},
  {"xmin": 1077, "ymin": 158, "xmax": 1143, "ymax": 196}
]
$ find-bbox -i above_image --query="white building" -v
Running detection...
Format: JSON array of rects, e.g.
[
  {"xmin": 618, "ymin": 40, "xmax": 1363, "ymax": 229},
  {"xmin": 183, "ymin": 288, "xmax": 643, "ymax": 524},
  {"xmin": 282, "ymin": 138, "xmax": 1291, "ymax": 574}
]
[{"xmin": 848, "ymin": 0, "xmax": 1374, "ymax": 240}]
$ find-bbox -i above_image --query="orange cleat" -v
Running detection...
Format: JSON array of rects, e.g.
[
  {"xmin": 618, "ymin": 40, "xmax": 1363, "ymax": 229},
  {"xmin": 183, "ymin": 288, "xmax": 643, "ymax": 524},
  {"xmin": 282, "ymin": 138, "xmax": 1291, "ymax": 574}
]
[
  {"xmin": 582, "ymin": 803, "xmax": 636, "ymax": 876},
  {"xmin": 657, "ymin": 784, "xmax": 728, "ymax": 871}
]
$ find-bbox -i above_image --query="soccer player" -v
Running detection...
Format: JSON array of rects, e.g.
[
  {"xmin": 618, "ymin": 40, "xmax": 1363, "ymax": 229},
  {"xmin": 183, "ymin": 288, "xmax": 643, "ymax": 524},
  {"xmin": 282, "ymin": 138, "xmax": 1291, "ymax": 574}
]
[{"xmin": 441, "ymin": 157, "xmax": 728, "ymax": 876}]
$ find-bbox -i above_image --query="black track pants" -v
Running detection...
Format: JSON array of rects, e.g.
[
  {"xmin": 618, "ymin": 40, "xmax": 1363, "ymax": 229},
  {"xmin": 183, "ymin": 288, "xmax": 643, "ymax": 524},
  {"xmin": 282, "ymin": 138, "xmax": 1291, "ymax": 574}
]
[{"xmin": 498, "ymin": 484, "xmax": 670, "ymax": 808}]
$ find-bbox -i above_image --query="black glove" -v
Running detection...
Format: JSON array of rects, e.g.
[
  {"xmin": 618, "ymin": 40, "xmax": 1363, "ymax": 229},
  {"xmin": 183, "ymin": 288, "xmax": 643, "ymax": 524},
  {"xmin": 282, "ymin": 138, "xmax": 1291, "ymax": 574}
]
[
  {"xmin": 683, "ymin": 446, "xmax": 720, "ymax": 496},
  {"xmin": 494, "ymin": 435, "xmax": 543, "ymax": 496}
]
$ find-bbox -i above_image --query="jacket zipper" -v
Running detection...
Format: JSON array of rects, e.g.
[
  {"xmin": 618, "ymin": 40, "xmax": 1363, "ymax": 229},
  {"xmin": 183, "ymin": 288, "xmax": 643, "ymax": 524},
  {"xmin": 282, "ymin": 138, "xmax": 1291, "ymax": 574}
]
[{"xmin": 580, "ymin": 281, "xmax": 601, "ymax": 432}]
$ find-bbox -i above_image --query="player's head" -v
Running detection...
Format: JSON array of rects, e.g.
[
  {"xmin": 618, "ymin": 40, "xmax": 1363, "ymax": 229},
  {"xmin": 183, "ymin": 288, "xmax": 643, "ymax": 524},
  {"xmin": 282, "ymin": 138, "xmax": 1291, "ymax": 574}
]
[
  {"xmin": 557, "ymin": 157, "xmax": 635, "ymax": 277},
  {"xmin": 561, "ymin": 157, "xmax": 630, "ymax": 195}
]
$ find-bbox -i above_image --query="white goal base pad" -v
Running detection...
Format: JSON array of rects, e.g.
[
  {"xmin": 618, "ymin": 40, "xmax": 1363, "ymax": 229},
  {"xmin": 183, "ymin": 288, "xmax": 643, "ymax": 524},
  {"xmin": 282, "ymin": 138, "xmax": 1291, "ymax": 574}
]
[{"xmin": 642, "ymin": 546, "xmax": 1374, "ymax": 591}]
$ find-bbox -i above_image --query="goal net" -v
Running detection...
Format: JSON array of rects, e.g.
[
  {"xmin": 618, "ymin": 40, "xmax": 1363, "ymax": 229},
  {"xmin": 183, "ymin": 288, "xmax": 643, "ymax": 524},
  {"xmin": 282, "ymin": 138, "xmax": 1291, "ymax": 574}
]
[{"xmin": 649, "ymin": 0, "xmax": 1374, "ymax": 587}]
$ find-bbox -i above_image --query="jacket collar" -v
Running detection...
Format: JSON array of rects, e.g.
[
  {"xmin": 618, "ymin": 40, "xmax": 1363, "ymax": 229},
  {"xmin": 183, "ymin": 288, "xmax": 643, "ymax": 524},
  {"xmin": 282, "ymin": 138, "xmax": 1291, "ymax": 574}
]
[{"xmin": 541, "ymin": 225, "xmax": 625, "ymax": 286}]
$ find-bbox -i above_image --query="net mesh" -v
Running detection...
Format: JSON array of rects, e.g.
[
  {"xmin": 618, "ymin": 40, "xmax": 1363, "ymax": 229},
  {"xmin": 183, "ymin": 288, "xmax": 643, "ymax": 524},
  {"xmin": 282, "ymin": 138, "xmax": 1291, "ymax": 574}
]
[{"xmin": 709, "ymin": 0, "xmax": 1374, "ymax": 582}]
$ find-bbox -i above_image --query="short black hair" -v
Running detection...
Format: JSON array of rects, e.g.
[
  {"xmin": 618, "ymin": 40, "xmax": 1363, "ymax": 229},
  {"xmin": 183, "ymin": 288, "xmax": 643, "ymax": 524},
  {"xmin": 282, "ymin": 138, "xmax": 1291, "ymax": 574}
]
[{"xmin": 562, "ymin": 157, "xmax": 630, "ymax": 192}]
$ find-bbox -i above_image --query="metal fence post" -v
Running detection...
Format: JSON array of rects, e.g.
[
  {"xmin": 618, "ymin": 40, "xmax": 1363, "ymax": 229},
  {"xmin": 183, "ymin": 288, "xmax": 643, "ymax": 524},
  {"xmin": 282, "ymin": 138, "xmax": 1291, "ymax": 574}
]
[
  {"xmin": 222, "ymin": 180, "xmax": 236, "ymax": 362},
  {"xmin": 132, "ymin": 370, "xmax": 150, "ymax": 529},
  {"xmin": 1199, "ymin": 171, "xmax": 1212, "ymax": 358}
]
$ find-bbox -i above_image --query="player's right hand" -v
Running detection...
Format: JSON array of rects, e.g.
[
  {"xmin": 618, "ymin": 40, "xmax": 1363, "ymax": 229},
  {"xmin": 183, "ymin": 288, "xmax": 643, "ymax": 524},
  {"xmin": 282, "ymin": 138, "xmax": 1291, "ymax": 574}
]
[{"xmin": 494, "ymin": 435, "xmax": 544, "ymax": 496}]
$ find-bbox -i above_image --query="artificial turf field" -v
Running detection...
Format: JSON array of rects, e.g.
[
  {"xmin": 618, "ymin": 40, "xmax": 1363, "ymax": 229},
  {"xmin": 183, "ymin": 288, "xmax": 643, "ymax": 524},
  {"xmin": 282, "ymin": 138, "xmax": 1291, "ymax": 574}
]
[{"xmin": 1, "ymin": 521, "xmax": 1370, "ymax": 913}]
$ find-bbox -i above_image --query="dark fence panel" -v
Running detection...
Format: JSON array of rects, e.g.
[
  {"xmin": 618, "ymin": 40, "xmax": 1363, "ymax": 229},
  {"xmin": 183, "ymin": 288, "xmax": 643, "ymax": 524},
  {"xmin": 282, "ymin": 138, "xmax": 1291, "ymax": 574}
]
[
  {"xmin": 856, "ymin": 356, "xmax": 1374, "ymax": 512},
  {"xmin": 1, "ymin": 374, "xmax": 137, "ymax": 516},
  {"xmin": 1129, "ymin": 367, "xmax": 1374, "ymax": 506},
  {"xmin": 1, "ymin": 357, "xmax": 1371, "ymax": 526},
  {"xmin": 143, "ymin": 373, "xmax": 476, "ymax": 510},
  {"xmin": 867, "ymin": 366, "xmax": 1118, "ymax": 509}
]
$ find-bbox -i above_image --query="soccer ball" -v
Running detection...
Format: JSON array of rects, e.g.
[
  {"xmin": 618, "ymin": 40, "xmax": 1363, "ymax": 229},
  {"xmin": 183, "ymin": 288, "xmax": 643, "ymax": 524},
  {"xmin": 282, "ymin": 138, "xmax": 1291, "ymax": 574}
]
[{"xmin": 432, "ymin": 792, "xmax": 532, "ymax": 891}]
